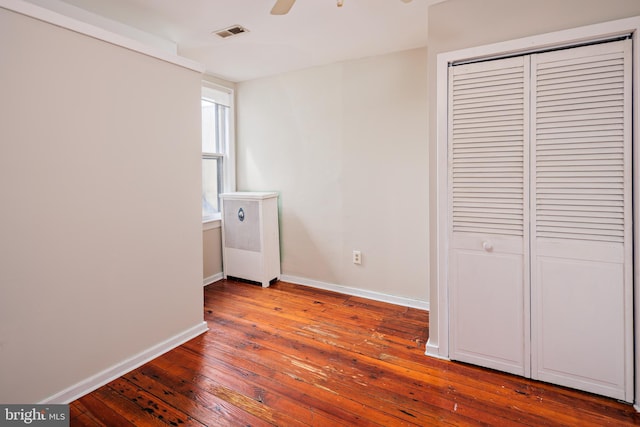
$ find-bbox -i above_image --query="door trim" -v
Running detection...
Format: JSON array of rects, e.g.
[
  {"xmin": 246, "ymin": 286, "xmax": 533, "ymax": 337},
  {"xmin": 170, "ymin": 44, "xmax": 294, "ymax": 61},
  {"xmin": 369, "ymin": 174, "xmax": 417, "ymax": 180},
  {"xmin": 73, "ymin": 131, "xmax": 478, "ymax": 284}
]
[{"xmin": 428, "ymin": 16, "xmax": 640, "ymax": 406}]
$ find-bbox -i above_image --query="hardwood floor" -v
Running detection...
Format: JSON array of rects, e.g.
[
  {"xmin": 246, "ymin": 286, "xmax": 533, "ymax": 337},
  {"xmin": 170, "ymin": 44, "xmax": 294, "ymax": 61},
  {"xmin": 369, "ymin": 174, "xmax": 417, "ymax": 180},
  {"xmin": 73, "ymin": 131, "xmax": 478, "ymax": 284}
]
[{"xmin": 71, "ymin": 279, "xmax": 640, "ymax": 426}]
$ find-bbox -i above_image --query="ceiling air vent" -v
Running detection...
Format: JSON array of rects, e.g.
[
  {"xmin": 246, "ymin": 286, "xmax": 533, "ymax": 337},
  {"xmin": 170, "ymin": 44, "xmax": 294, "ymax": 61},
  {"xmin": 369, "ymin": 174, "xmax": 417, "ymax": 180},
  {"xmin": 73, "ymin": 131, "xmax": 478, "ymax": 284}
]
[{"xmin": 214, "ymin": 25, "xmax": 249, "ymax": 39}]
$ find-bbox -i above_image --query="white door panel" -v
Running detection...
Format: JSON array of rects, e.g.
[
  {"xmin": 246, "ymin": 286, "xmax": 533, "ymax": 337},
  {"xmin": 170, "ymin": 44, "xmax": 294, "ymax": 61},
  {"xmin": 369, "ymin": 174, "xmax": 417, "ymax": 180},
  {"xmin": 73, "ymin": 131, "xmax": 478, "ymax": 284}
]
[
  {"xmin": 451, "ymin": 245, "xmax": 526, "ymax": 375},
  {"xmin": 533, "ymin": 253, "xmax": 625, "ymax": 398},
  {"xmin": 448, "ymin": 55, "xmax": 530, "ymax": 376},
  {"xmin": 530, "ymin": 40, "xmax": 632, "ymax": 401}
]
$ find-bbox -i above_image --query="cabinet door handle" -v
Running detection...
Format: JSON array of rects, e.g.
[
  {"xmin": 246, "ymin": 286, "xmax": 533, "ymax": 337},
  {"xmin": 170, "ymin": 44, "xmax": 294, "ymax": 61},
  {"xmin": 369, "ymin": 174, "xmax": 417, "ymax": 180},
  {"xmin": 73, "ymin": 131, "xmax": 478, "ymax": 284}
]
[
  {"xmin": 238, "ymin": 208, "xmax": 245, "ymax": 222},
  {"xmin": 482, "ymin": 241, "xmax": 493, "ymax": 252}
]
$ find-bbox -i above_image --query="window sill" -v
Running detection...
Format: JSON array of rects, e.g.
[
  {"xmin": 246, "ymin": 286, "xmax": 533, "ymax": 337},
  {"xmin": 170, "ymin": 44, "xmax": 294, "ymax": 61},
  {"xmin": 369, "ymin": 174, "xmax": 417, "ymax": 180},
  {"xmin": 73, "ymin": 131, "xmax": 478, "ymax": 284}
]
[{"xmin": 203, "ymin": 217, "xmax": 221, "ymax": 231}]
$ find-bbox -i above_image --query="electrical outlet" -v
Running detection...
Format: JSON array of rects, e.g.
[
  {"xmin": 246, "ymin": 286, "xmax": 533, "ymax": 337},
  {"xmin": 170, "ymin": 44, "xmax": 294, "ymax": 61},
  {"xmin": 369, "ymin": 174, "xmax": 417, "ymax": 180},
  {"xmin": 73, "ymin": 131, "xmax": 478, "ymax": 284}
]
[{"xmin": 352, "ymin": 250, "xmax": 362, "ymax": 265}]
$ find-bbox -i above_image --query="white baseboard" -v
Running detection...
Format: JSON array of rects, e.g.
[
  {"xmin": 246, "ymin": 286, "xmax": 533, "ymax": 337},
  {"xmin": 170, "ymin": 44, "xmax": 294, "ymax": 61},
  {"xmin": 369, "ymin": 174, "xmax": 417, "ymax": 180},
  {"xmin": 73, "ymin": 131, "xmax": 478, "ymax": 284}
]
[
  {"xmin": 40, "ymin": 321, "xmax": 209, "ymax": 404},
  {"xmin": 280, "ymin": 274, "xmax": 429, "ymax": 311},
  {"xmin": 425, "ymin": 338, "xmax": 449, "ymax": 360},
  {"xmin": 204, "ymin": 272, "xmax": 224, "ymax": 286}
]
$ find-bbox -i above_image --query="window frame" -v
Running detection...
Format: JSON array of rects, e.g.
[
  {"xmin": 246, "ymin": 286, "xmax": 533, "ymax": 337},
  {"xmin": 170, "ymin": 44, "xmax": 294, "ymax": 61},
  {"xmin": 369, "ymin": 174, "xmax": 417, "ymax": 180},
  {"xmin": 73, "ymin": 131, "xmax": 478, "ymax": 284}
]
[{"xmin": 201, "ymin": 81, "xmax": 236, "ymax": 225}]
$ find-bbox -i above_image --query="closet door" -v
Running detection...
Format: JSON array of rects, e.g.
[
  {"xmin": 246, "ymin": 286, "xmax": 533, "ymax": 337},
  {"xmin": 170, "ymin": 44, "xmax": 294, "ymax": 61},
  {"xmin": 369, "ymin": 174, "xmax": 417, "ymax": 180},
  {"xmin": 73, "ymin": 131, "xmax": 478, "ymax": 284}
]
[
  {"xmin": 448, "ymin": 56, "xmax": 530, "ymax": 376},
  {"xmin": 530, "ymin": 40, "xmax": 633, "ymax": 401}
]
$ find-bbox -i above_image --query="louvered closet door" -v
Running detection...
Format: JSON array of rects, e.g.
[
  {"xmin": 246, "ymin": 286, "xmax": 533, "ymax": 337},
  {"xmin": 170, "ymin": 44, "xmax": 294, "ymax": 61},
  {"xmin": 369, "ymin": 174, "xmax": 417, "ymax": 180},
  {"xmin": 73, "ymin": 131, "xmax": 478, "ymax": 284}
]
[
  {"xmin": 448, "ymin": 56, "xmax": 530, "ymax": 376},
  {"xmin": 530, "ymin": 39, "xmax": 632, "ymax": 401}
]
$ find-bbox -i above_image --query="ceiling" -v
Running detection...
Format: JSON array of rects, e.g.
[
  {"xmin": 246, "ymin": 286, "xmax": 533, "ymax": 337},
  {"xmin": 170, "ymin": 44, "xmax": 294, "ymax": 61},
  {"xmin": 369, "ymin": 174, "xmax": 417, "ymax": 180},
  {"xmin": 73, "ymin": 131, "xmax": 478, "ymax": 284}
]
[{"xmin": 39, "ymin": 0, "xmax": 446, "ymax": 82}]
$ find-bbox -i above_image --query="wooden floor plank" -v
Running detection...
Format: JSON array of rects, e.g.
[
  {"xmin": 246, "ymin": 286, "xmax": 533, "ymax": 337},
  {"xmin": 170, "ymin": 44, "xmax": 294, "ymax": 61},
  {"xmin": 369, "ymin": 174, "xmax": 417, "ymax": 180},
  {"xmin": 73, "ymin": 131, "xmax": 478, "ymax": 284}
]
[
  {"xmin": 135, "ymin": 358, "xmax": 304, "ymax": 426},
  {"xmin": 179, "ymin": 340, "xmax": 411, "ymax": 426},
  {"xmin": 145, "ymin": 352, "xmax": 342, "ymax": 426},
  {"xmin": 107, "ymin": 377, "xmax": 206, "ymax": 426},
  {"xmin": 69, "ymin": 401, "xmax": 108, "ymax": 427},
  {"xmin": 71, "ymin": 279, "xmax": 640, "ymax": 426},
  {"xmin": 201, "ymin": 298, "xmax": 560, "ymax": 426}
]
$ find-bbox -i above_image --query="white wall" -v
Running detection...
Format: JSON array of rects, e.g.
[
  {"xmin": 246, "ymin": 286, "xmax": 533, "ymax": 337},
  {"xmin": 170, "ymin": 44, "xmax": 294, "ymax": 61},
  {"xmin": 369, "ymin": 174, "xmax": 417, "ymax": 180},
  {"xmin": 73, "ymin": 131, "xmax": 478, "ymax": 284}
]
[
  {"xmin": 203, "ymin": 224, "xmax": 223, "ymax": 284},
  {"xmin": 236, "ymin": 48, "xmax": 429, "ymax": 304},
  {"xmin": 0, "ymin": 6, "xmax": 204, "ymax": 403},
  {"xmin": 426, "ymin": 0, "xmax": 640, "ymax": 357}
]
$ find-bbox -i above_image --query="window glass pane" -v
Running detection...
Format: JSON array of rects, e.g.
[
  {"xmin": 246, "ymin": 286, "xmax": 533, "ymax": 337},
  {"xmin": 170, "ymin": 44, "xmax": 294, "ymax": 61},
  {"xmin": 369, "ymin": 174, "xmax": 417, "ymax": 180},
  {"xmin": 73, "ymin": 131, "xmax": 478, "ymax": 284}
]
[
  {"xmin": 202, "ymin": 100, "xmax": 230, "ymax": 155},
  {"xmin": 201, "ymin": 99, "xmax": 217, "ymax": 153},
  {"xmin": 217, "ymin": 104, "xmax": 230, "ymax": 154},
  {"xmin": 202, "ymin": 157, "xmax": 221, "ymax": 219}
]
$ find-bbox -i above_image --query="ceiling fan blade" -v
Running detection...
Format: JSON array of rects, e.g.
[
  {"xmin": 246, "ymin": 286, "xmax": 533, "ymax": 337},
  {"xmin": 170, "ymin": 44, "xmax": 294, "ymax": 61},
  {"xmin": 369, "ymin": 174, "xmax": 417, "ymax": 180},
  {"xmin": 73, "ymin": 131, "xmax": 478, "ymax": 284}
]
[{"xmin": 271, "ymin": 0, "xmax": 296, "ymax": 15}]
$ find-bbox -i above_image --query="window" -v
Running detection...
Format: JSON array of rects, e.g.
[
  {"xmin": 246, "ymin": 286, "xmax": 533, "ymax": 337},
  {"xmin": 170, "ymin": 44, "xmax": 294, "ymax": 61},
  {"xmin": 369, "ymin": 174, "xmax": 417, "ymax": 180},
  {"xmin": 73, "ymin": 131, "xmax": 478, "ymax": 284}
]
[{"xmin": 201, "ymin": 84, "xmax": 234, "ymax": 222}]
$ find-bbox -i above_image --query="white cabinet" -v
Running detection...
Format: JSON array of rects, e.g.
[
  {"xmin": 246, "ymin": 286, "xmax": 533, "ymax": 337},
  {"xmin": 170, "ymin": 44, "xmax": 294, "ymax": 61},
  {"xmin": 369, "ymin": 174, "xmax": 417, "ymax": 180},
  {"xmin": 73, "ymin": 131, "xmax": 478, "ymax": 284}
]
[{"xmin": 221, "ymin": 192, "xmax": 281, "ymax": 287}]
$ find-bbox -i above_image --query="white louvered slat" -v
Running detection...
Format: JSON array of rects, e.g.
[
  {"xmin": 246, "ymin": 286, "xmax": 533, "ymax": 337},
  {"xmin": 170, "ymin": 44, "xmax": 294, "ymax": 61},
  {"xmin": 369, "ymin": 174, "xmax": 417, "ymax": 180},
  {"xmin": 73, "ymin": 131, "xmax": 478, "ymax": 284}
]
[
  {"xmin": 450, "ymin": 57, "xmax": 526, "ymax": 236},
  {"xmin": 532, "ymin": 41, "xmax": 628, "ymax": 244}
]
